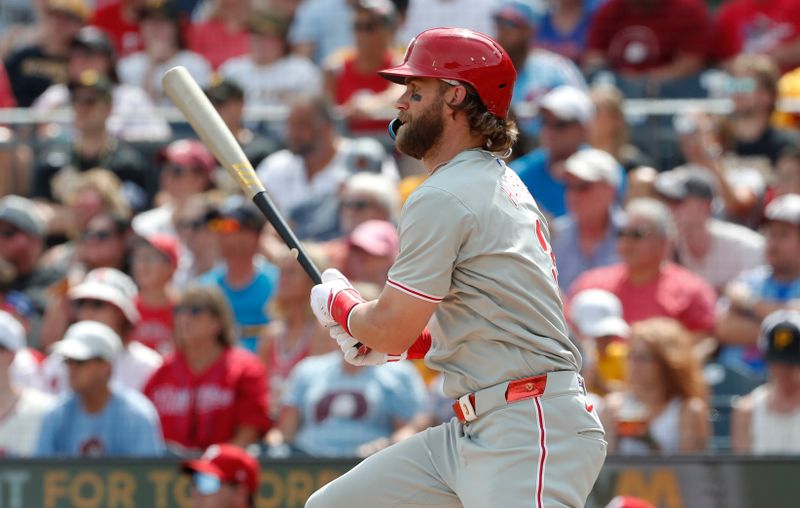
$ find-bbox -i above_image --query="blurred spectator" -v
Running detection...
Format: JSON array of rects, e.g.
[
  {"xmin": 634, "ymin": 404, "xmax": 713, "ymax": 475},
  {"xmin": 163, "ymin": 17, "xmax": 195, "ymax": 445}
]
[
  {"xmin": 220, "ymin": 8, "xmax": 321, "ymax": 110},
  {"xmin": 569, "ymin": 289, "xmax": 630, "ymax": 396},
  {"xmin": 0, "ymin": 196, "xmax": 65, "ymax": 348},
  {"xmin": 569, "ymin": 198, "xmax": 717, "ymax": 336},
  {"xmin": 712, "ymin": 0, "xmax": 800, "ymax": 72},
  {"xmin": 130, "ymin": 234, "xmax": 179, "ymax": 356},
  {"xmin": 36, "ymin": 321, "xmax": 164, "ymax": 456},
  {"xmin": 32, "ymin": 26, "xmax": 171, "ymax": 143},
  {"xmin": 289, "ymin": 0, "xmax": 355, "ymax": 64},
  {"xmin": 338, "ymin": 173, "xmax": 400, "ymax": 234},
  {"xmin": 181, "ymin": 443, "xmax": 259, "ymax": 508},
  {"xmin": 0, "ymin": 63, "xmax": 16, "ymax": 108},
  {"xmin": 276, "ymin": 350, "xmax": 430, "ymax": 457},
  {"xmin": 716, "ymin": 194, "xmax": 800, "ymax": 377},
  {"xmin": 587, "ymin": 84, "xmax": 654, "ymax": 172},
  {"xmin": 172, "ymin": 192, "xmax": 222, "ymax": 287},
  {"xmin": 3, "ymin": 0, "xmax": 87, "ymax": 107},
  {"xmin": 43, "ymin": 267, "xmax": 163, "ymax": 391},
  {"xmin": 256, "ymin": 95, "xmax": 398, "ymax": 240},
  {"xmin": 654, "ymin": 168, "xmax": 764, "ymax": 291},
  {"xmin": 536, "ymin": 0, "xmax": 599, "ymax": 64},
  {"xmin": 0, "ymin": 311, "xmax": 56, "ymax": 457},
  {"xmin": 205, "ymin": 78, "xmax": 281, "ymax": 167},
  {"xmin": 494, "ymin": 0, "xmax": 587, "ymax": 139},
  {"xmin": 91, "ymin": 0, "xmax": 146, "ymax": 57},
  {"xmin": 397, "ymin": 0, "xmax": 498, "ymax": 47},
  {"xmin": 606, "ymin": 496, "xmax": 656, "ymax": 508},
  {"xmin": 259, "ymin": 247, "xmax": 332, "ymax": 421},
  {"xmin": 601, "ymin": 318, "xmax": 710, "ymax": 454},
  {"xmin": 323, "ymin": 0, "xmax": 402, "ymax": 135},
  {"xmin": 727, "ymin": 54, "xmax": 796, "ymax": 167},
  {"xmin": 342, "ymin": 220, "xmax": 399, "ymax": 285},
  {"xmin": 510, "ymin": 85, "xmax": 596, "ymax": 218},
  {"xmin": 732, "ymin": 310, "xmax": 800, "ymax": 454},
  {"xmin": 198, "ymin": 196, "xmax": 279, "ymax": 352},
  {"xmin": 773, "ymin": 147, "xmax": 800, "ymax": 197},
  {"xmin": 187, "ymin": 0, "xmax": 251, "ymax": 69},
  {"xmin": 30, "ymin": 71, "xmax": 153, "ymax": 210},
  {"xmin": 132, "ymin": 139, "xmax": 216, "ymax": 237},
  {"xmin": 118, "ymin": 0, "xmax": 213, "ymax": 106},
  {"xmin": 144, "ymin": 285, "xmax": 271, "ymax": 454},
  {"xmin": 74, "ymin": 211, "xmax": 132, "ymax": 274},
  {"xmin": 0, "ymin": 0, "xmax": 39, "ymax": 58},
  {"xmin": 584, "ymin": 0, "xmax": 710, "ymax": 81},
  {"xmin": 552, "ymin": 148, "xmax": 623, "ymax": 290},
  {"xmin": 625, "ymin": 166, "xmax": 659, "ymax": 202}
]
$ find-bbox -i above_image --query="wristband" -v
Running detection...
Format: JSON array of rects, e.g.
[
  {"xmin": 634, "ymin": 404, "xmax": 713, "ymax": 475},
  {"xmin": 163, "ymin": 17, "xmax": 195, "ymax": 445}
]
[{"xmin": 330, "ymin": 288, "xmax": 365, "ymax": 336}]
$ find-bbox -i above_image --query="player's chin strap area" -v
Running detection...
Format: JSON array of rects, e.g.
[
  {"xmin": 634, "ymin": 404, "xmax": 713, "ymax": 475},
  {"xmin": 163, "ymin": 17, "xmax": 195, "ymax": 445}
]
[{"xmin": 388, "ymin": 118, "xmax": 402, "ymax": 140}]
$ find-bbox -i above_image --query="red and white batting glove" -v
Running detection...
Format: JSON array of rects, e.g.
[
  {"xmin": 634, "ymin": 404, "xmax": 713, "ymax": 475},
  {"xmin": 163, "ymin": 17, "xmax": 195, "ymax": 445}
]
[
  {"xmin": 310, "ymin": 268, "xmax": 364, "ymax": 333},
  {"xmin": 329, "ymin": 325, "xmax": 406, "ymax": 366}
]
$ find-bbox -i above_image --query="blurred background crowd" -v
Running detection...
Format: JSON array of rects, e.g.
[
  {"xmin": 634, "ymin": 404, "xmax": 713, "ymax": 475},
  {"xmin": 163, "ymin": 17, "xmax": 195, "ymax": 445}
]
[{"xmin": 0, "ymin": 0, "xmax": 800, "ymax": 465}]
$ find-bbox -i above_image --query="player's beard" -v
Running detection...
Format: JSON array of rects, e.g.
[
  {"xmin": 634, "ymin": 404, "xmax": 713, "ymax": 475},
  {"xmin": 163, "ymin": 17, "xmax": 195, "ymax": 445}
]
[{"xmin": 395, "ymin": 95, "xmax": 445, "ymax": 160}]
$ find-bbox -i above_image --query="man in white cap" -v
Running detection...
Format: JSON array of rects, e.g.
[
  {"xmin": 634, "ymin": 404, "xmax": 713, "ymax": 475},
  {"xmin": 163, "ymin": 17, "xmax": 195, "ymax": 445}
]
[
  {"xmin": 511, "ymin": 85, "xmax": 617, "ymax": 218},
  {"xmin": 35, "ymin": 320, "xmax": 164, "ymax": 457},
  {"xmin": 42, "ymin": 267, "xmax": 162, "ymax": 393},
  {"xmin": 553, "ymin": 148, "xmax": 625, "ymax": 290},
  {"xmin": 0, "ymin": 310, "xmax": 55, "ymax": 456}
]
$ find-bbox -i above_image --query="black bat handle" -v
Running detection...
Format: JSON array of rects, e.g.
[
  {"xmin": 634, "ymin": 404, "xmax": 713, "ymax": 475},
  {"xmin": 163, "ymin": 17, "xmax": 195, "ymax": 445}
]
[{"xmin": 252, "ymin": 191, "xmax": 322, "ymax": 285}]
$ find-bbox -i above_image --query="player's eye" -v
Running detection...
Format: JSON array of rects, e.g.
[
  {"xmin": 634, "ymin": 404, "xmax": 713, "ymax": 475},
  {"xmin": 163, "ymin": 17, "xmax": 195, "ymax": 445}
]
[{"xmin": 410, "ymin": 92, "xmax": 422, "ymax": 102}]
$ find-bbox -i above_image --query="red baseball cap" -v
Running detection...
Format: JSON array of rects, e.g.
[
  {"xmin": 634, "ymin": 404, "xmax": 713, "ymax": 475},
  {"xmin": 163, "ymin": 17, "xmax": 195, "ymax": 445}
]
[
  {"xmin": 159, "ymin": 139, "xmax": 216, "ymax": 175},
  {"xmin": 141, "ymin": 233, "xmax": 180, "ymax": 267},
  {"xmin": 182, "ymin": 444, "xmax": 259, "ymax": 495},
  {"xmin": 348, "ymin": 220, "xmax": 399, "ymax": 258}
]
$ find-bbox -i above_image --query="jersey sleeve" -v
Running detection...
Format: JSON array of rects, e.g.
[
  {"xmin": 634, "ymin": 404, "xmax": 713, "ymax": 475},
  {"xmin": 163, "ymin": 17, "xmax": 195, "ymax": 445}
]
[
  {"xmin": 233, "ymin": 355, "xmax": 272, "ymax": 434},
  {"xmin": 387, "ymin": 186, "xmax": 475, "ymax": 303}
]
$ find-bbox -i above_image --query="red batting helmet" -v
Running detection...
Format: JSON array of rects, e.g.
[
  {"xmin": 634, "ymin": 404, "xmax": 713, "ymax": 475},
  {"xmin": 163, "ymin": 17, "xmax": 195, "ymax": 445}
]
[{"xmin": 378, "ymin": 27, "xmax": 517, "ymax": 119}]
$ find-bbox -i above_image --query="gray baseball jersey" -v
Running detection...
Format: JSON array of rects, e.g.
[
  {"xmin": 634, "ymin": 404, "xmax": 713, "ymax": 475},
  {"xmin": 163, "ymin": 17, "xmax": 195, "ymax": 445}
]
[{"xmin": 387, "ymin": 149, "xmax": 581, "ymax": 398}]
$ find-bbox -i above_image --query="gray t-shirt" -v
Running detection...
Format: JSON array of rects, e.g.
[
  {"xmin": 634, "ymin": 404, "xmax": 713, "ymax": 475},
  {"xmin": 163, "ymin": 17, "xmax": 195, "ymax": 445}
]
[{"xmin": 387, "ymin": 150, "xmax": 580, "ymax": 398}]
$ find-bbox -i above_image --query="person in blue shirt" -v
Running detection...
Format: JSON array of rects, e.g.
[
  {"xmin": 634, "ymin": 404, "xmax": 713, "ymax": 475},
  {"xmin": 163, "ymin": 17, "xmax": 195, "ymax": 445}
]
[
  {"xmin": 276, "ymin": 351, "xmax": 430, "ymax": 458},
  {"xmin": 717, "ymin": 194, "xmax": 800, "ymax": 377},
  {"xmin": 36, "ymin": 321, "xmax": 164, "ymax": 457},
  {"xmin": 199, "ymin": 196, "xmax": 279, "ymax": 352},
  {"xmin": 536, "ymin": 0, "xmax": 600, "ymax": 64}
]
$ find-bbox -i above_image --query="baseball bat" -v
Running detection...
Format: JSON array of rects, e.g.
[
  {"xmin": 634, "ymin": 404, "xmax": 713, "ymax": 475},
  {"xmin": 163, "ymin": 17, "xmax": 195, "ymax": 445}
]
[{"xmin": 161, "ymin": 66, "xmax": 322, "ymax": 286}]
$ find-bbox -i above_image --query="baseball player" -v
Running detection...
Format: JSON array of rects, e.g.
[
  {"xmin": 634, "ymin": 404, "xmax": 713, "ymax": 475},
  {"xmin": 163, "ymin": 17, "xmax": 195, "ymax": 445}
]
[{"xmin": 309, "ymin": 27, "xmax": 606, "ymax": 508}]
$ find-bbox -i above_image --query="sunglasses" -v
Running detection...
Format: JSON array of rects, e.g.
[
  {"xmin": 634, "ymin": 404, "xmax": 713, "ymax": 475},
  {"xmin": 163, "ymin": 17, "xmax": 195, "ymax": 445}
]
[
  {"xmin": 174, "ymin": 303, "xmax": 210, "ymax": 316},
  {"xmin": 354, "ymin": 21, "xmax": 381, "ymax": 32},
  {"xmin": 177, "ymin": 218, "xmax": 206, "ymax": 232},
  {"xmin": 71, "ymin": 94, "xmax": 103, "ymax": 107},
  {"xmin": 64, "ymin": 357, "xmax": 98, "ymax": 367},
  {"xmin": 341, "ymin": 199, "xmax": 379, "ymax": 211},
  {"xmin": 616, "ymin": 228, "xmax": 655, "ymax": 240},
  {"xmin": 163, "ymin": 164, "xmax": 201, "ymax": 178},
  {"xmin": 207, "ymin": 217, "xmax": 245, "ymax": 234},
  {"xmin": 73, "ymin": 298, "xmax": 112, "ymax": 311},
  {"xmin": 541, "ymin": 118, "xmax": 573, "ymax": 130},
  {"xmin": 565, "ymin": 181, "xmax": 594, "ymax": 193},
  {"xmin": 80, "ymin": 229, "xmax": 116, "ymax": 242},
  {"xmin": 0, "ymin": 227, "xmax": 20, "ymax": 239}
]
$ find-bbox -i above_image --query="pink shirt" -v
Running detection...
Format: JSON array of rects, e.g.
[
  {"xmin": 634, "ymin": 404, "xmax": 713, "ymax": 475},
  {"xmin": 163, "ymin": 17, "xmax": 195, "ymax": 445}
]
[
  {"xmin": 568, "ymin": 262, "xmax": 717, "ymax": 332},
  {"xmin": 187, "ymin": 20, "xmax": 249, "ymax": 70}
]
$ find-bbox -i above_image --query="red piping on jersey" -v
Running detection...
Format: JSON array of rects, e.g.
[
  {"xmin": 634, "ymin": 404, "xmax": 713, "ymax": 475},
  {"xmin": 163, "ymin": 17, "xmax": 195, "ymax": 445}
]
[
  {"xmin": 386, "ymin": 278, "xmax": 444, "ymax": 303},
  {"xmin": 534, "ymin": 397, "xmax": 547, "ymax": 508}
]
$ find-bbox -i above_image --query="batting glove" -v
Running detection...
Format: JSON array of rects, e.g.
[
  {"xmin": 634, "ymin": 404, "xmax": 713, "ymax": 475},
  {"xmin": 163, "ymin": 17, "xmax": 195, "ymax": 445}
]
[
  {"xmin": 310, "ymin": 268, "xmax": 365, "ymax": 333},
  {"xmin": 329, "ymin": 325, "xmax": 406, "ymax": 366}
]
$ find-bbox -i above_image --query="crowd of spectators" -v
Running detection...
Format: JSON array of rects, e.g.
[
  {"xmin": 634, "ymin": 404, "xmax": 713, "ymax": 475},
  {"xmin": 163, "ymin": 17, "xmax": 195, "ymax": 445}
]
[{"xmin": 1, "ymin": 0, "xmax": 800, "ymax": 471}]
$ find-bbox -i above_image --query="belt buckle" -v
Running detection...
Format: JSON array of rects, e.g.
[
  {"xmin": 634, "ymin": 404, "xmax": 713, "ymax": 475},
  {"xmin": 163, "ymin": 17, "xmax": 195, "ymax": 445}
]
[{"xmin": 457, "ymin": 394, "xmax": 477, "ymax": 423}]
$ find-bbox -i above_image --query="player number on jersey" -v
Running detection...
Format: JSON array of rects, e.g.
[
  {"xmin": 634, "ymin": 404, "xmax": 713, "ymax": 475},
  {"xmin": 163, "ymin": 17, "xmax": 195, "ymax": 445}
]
[{"xmin": 535, "ymin": 219, "xmax": 559, "ymax": 284}]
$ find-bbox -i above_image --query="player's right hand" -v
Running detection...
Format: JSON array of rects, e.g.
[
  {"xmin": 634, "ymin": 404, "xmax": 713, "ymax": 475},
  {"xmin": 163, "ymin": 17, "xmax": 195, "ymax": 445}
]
[{"xmin": 310, "ymin": 268, "xmax": 365, "ymax": 332}]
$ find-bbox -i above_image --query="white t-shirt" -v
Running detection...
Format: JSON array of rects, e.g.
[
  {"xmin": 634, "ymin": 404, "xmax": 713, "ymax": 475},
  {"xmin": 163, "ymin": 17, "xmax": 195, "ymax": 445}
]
[
  {"xmin": 0, "ymin": 389, "xmax": 56, "ymax": 457},
  {"xmin": 118, "ymin": 50, "xmax": 213, "ymax": 106},
  {"xmin": 219, "ymin": 55, "xmax": 322, "ymax": 109},
  {"xmin": 256, "ymin": 137, "xmax": 399, "ymax": 213},
  {"xmin": 397, "ymin": 0, "xmax": 499, "ymax": 46}
]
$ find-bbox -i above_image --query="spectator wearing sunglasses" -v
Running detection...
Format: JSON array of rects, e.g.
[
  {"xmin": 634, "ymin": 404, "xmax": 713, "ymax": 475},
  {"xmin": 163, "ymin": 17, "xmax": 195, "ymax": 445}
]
[
  {"xmin": 42, "ymin": 267, "xmax": 164, "ymax": 392},
  {"xmin": 36, "ymin": 320, "xmax": 164, "ymax": 457},
  {"xmin": 198, "ymin": 196, "xmax": 279, "ymax": 352},
  {"xmin": 0, "ymin": 196, "xmax": 65, "ymax": 349},
  {"xmin": 569, "ymin": 198, "xmax": 717, "ymax": 338},
  {"xmin": 182, "ymin": 443, "xmax": 259, "ymax": 508},
  {"xmin": 144, "ymin": 285, "xmax": 271, "ymax": 455},
  {"xmin": 172, "ymin": 193, "xmax": 223, "ymax": 289},
  {"xmin": 551, "ymin": 148, "xmax": 625, "ymax": 291}
]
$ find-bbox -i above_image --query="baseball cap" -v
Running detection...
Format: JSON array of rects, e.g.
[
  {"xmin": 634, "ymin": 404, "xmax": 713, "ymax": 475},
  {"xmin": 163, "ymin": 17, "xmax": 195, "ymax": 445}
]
[
  {"xmin": 248, "ymin": 8, "xmax": 291, "ymax": 37},
  {"xmin": 138, "ymin": 233, "xmax": 180, "ymax": 267},
  {"xmin": 47, "ymin": 0, "xmax": 90, "ymax": 21},
  {"xmin": 215, "ymin": 195, "xmax": 266, "ymax": 232},
  {"xmin": 759, "ymin": 310, "xmax": 800, "ymax": 364},
  {"xmin": 570, "ymin": 289, "xmax": 630, "ymax": 339},
  {"xmin": 71, "ymin": 26, "xmax": 116, "ymax": 58},
  {"xmin": 52, "ymin": 320, "xmax": 123, "ymax": 362},
  {"xmin": 654, "ymin": 166, "xmax": 715, "ymax": 202},
  {"xmin": 0, "ymin": 195, "xmax": 45, "ymax": 236},
  {"xmin": 764, "ymin": 193, "xmax": 800, "ymax": 225},
  {"xmin": 348, "ymin": 220, "xmax": 399, "ymax": 257},
  {"xmin": 205, "ymin": 77, "xmax": 244, "ymax": 105},
  {"xmin": 158, "ymin": 139, "xmax": 216, "ymax": 175},
  {"xmin": 564, "ymin": 149, "xmax": 621, "ymax": 187},
  {"xmin": 0, "ymin": 311, "xmax": 25, "ymax": 353},
  {"xmin": 183, "ymin": 444, "xmax": 259, "ymax": 495},
  {"xmin": 355, "ymin": 0, "xmax": 397, "ymax": 24},
  {"xmin": 539, "ymin": 86, "xmax": 595, "ymax": 124},
  {"xmin": 68, "ymin": 70, "xmax": 114, "ymax": 99},
  {"xmin": 138, "ymin": 0, "xmax": 180, "ymax": 21},
  {"xmin": 493, "ymin": 0, "xmax": 541, "ymax": 29},
  {"xmin": 68, "ymin": 268, "xmax": 140, "ymax": 324}
]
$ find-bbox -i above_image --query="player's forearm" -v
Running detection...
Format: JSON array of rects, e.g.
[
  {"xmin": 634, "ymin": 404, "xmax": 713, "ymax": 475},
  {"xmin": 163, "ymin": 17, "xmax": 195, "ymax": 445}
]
[{"xmin": 349, "ymin": 299, "xmax": 422, "ymax": 355}]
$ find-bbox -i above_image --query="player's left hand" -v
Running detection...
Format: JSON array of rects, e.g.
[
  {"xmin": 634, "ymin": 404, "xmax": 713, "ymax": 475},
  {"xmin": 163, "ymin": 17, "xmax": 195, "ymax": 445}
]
[
  {"xmin": 329, "ymin": 325, "xmax": 406, "ymax": 366},
  {"xmin": 310, "ymin": 268, "xmax": 365, "ymax": 331}
]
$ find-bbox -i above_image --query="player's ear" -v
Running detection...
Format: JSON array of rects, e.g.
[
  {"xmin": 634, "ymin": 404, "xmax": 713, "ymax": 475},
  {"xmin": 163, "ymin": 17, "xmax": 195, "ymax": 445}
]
[{"xmin": 447, "ymin": 85, "xmax": 467, "ymax": 107}]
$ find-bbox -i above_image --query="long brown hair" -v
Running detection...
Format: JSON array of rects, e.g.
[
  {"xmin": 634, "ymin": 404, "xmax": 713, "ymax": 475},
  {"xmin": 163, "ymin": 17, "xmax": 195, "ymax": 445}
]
[
  {"xmin": 176, "ymin": 285, "xmax": 236, "ymax": 348},
  {"xmin": 445, "ymin": 82, "xmax": 519, "ymax": 157},
  {"xmin": 629, "ymin": 318, "xmax": 708, "ymax": 402}
]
